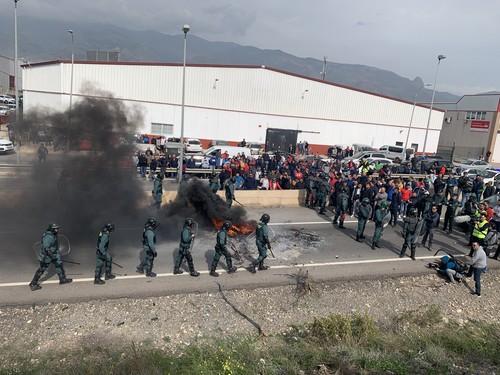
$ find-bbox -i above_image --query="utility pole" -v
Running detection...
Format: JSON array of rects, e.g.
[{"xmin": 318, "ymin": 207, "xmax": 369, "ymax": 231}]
[
  {"xmin": 320, "ymin": 56, "xmax": 327, "ymax": 81},
  {"xmin": 178, "ymin": 24, "xmax": 190, "ymax": 183},
  {"xmin": 14, "ymin": 0, "xmax": 20, "ymax": 123}
]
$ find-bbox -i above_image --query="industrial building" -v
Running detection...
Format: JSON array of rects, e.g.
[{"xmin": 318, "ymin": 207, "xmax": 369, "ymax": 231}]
[
  {"xmin": 21, "ymin": 60, "xmax": 444, "ymax": 153},
  {"xmin": 435, "ymin": 94, "xmax": 500, "ymax": 162}
]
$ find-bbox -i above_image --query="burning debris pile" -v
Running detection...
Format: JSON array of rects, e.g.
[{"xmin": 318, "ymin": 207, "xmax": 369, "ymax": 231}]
[{"xmin": 161, "ymin": 179, "xmax": 256, "ymax": 236}]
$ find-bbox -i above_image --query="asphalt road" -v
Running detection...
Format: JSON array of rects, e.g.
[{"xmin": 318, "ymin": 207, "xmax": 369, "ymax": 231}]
[
  {"xmin": 0, "ymin": 198, "xmax": 480, "ymax": 306},
  {"xmin": 0, "ymin": 156, "xmax": 493, "ymax": 306}
]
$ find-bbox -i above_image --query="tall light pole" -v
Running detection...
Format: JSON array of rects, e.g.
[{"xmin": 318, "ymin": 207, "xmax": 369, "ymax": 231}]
[
  {"xmin": 178, "ymin": 24, "xmax": 190, "ymax": 183},
  {"xmin": 404, "ymin": 83, "xmax": 432, "ymax": 152},
  {"xmin": 67, "ymin": 30, "xmax": 74, "ymax": 135},
  {"xmin": 422, "ymin": 54, "xmax": 446, "ymax": 153},
  {"xmin": 14, "ymin": 0, "xmax": 20, "ymax": 122}
]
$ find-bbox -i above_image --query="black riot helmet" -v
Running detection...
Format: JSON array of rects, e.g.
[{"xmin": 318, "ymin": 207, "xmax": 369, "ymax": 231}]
[
  {"xmin": 407, "ymin": 207, "xmax": 417, "ymax": 217},
  {"xmin": 223, "ymin": 221, "xmax": 232, "ymax": 230},
  {"xmin": 260, "ymin": 214, "xmax": 270, "ymax": 224},
  {"xmin": 157, "ymin": 172, "xmax": 164, "ymax": 180},
  {"xmin": 184, "ymin": 218, "xmax": 194, "ymax": 227},
  {"xmin": 47, "ymin": 223, "xmax": 60, "ymax": 233},
  {"xmin": 103, "ymin": 223, "xmax": 115, "ymax": 232},
  {"xmin": 145, "ymin": 217, "xmax": 159, "ymax": 229}
]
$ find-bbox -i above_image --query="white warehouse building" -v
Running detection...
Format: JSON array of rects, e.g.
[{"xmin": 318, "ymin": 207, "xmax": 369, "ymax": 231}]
[{"xmin": 22, "ymin": 60, "xmax": 444, "ymax": 154}]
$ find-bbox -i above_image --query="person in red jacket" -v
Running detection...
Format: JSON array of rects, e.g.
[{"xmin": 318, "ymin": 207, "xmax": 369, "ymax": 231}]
[{"xmin": 400, "ymin": 185, "xmax": 412, "ymax": 216}]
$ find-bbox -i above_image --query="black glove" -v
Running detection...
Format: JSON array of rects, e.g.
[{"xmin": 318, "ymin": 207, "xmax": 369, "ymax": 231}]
[{"xmin": 153, "ymin": 252, "xmax": 158, "ymax": 258}]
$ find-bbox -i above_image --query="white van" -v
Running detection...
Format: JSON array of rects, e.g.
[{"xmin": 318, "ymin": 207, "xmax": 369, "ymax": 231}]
[{"xmin": 379, "ymin": 145, "xmax": 405, "ymax": 161}]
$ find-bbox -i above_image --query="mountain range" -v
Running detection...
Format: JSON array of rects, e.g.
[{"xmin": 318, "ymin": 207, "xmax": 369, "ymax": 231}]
[{"xmin": 0, "ymin": 15, "xmax": 461, "ymax": 103}]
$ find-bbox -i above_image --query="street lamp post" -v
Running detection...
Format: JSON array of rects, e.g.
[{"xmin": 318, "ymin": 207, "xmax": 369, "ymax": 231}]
[
  {"xmin": 178, "ymin": 24, "xmax": 190, "ymax": 183},
  {"xmin": 422, "ymin": 54, "xmax": 446, "ymax": 153},
  {"xmin": 67, "ymin": 29, "xmax": 74, "ymax": 151},
  {"xmin": 404, "ymin": 83, "xmax": 432, "ymax": 152},
  {"xmin": 14, "ymin": 0, "xmax": 20, "ymax": 123}
]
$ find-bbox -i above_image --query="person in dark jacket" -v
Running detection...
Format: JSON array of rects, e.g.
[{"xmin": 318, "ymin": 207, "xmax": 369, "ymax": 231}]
[
  {"xmin": 443, "ymin": 194, "xmax": 459, "ymax": 233},
  {"xmin": 389, "ymin": 187, "xmax": 401, "ymax": 226},
  {"xmin": 483, "ymin": 182, "xmax": 495, "ymax": 200},
  {"xmin": 472, "ymin": 176, "xmax": 484, "ymax": 202},
  {"xmin": 421, "ymin": 206, "xmax": 440, "ymax": 250}
]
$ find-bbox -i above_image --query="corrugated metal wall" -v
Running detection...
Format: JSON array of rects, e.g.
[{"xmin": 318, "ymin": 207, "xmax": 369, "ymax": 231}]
[{"xmin": 22, "ymin": 62, "xmax": 444, "ymax": 152}]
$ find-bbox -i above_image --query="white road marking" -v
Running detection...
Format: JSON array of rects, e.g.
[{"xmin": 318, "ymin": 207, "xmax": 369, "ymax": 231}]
[
  {"xmin": 0, "ymin": 255, "xmax": 447, "ymax": 288},
  {"xmin": 269, "ymin": 220, "xmax": 357, "ymax": 226}
]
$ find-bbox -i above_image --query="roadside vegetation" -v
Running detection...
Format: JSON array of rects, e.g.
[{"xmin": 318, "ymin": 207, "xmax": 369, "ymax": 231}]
[{"xmin": 2, "ymin": 305, "xmax": 499, "ymax": 375}]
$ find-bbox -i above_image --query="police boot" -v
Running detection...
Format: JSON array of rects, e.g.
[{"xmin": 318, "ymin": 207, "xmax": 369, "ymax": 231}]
[
  {"xmin": 59, "ymin": 271, "xmax": 73, "ymax": 285},
  {"xmin": 105, "ymin": 273, "xmax": 116, "ymax": 280},
  {"xmin": 355, "ymin": 235, "xmax": 361, "ymax": 242},
  {"xmin": 248, "ymin": 263, "xmax": 257, "ymax": 274},
  {"xmin": 209, "ymin": 265, "xmax": 219, "ymax": 277},
  {"xmin": 186, "ymin": 259, "xmax": 199, "ymax": 277},
  {"xmin": 399, "ymin": 244, "xmax": 407, "ymax": 258},
  {"xmin": 146, "ymin": 271, "xmax": 157, "ymax": 277},
  {"xmin": 371, "ymin": 242, "xmax": 376, "ymax": 250},
  {"xmin": 258, "ymin": 262, "xmax": 269, "ymax": 271},
  {"xmin": 94, "ymin": 277, "xmax": 105, "ymax": 285},
  {"xmin": 29, "ymin": 269, "xmax": 44, "ymax": 291},
  {"xmin": 173, "ymin": 268, "xmax": 184, "ymax": 275},
  {"xmin": 136, "ymin": 266, "xmax": 144, "ymax": 274},
  {"xmin": 410, "ymin": 246, "xmax": 416, "ymax": 261}
]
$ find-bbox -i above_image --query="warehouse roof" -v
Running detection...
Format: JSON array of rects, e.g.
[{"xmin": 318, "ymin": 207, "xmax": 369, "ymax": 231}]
[{"xmin": 22, "ymin": 59, "xmax": 444, "ymax": 112}]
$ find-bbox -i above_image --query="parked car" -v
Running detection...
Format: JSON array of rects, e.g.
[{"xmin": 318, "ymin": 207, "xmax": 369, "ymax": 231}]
[
  {"xmin": 379, "ymin": 145, "xmax": 406, "ymax": 161},
  {"xmin": 0, "ymin": 95, "xmax": 15, "ymax": 104},
  {"xmin": 184, "ymin": 138, "xmax": 203, "ymax": 153},
  {"xmin": 0, "ymin": 138, "xmax": 14, "ymax": 153},
  {"xmin": 0, "ymin": 106, "xmax": 10, "ymax": 116},
  {"xmin": 167, "ymin": 137, "xmax": 181, "ymax": 143},
  {"xmin": 343, "ymin": 151, "xmax": 388, "ymax": 166},
  {"xmin": 208, "ymin": 139, "xmax": 230, "ymax": 148},
  {"xmin": 467, "ymin": 169, "xmax": 500, "ymax": 184},
  {"xmin": 366, "ymin": 157, "xmax": 393, "ymax": 166},
  {"xmin": 454, "ymin": 159, "xmax": 491, "ymax": 172},
  {"xmin": 246, "ymin": 142, "xmax": 263, "ymax": 156}
]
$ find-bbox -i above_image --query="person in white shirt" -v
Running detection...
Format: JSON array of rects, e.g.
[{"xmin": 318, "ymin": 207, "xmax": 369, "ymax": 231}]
[
  {"xmin": 467, "ymin": 242, "xmax": 487, "ymax": 296},
  {"xmin": 259, "ymin": 175, "xmax": 269, "ymax": 190}
]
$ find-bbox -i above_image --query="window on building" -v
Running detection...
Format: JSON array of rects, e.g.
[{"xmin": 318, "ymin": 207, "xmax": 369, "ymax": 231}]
[
  {"xmin": 395, "ymin": 141, "xmax": 403, "ymax": 146},
  {"xmin": 465, "ymin": 111, "xmax": 487, "ymax": 120},
  {"xmin": 150, "ymin": 123, "xmax": 173, "ymax": 135}
]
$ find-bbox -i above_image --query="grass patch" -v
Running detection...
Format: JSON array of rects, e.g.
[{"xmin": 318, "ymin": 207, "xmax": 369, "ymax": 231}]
[{"xmin": 1, "ymin": 307, "xmax": 499, "ymax": 375}]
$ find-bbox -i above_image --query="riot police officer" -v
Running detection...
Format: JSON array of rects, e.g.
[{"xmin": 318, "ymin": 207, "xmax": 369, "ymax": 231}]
[
  {"xmin": 333, "ymin": 184, "xmax": 349, "ymax": 228},
  {"xmin": 225, "ymin": 177, "xmax": 236, "ymax": 208},
  {"xmin": 250, "ymin": 214, "xmax": 272, "ymax": 273},
  {"xmin": 94, "ymin": 223, "xmax": 116, "ymax": 285},
  {"xmin": 152, "ymin": 172, "xmax": 163, "ymax": 210},
  {"xmin": 210, "ymin": 221, "xmax": 237, "ymax": 277},
  {"xmin": 372, "ymin": 200, "xmax": 388, "ymax": 249},
  {"xmin": 29, "ymin": 224, "xmax": 73, "ymax": 291},
  {"xmin": 174, "ymin": 218, "xmax": 200, "ymax": 277},
  {"xmin": 209, "ymin": 172, "xmax": 220, "ymax": 193},
  {"xmin": 356, "ymin": 198, "xmax": 372, "ymax": 241},
  {"xmin": 136, "ymin": 218, "xmax": 159, "ymax": 277},
  {"xmin": 400, "ymin": 208, "xmax": 421, "ymax": 260}
]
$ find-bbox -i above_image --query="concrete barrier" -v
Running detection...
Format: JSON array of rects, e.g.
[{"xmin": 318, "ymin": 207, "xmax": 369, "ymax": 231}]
[{"xmin": 160, "ymin": 189, "xmax": 306, "ymax": 208}]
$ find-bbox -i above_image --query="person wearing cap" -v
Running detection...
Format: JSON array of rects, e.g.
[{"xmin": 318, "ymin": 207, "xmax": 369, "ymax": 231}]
[
  {"xmin": 469, "ymin": 211, "xmax": 490, "ymax": 256},
  {"xmin": 29, "ymin": 224, "xmax": 73, "ymax": 291}
]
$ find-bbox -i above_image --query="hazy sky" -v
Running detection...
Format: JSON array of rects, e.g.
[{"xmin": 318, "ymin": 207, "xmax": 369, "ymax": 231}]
[{"xmin": 6, "ymin": 0, "xmax": 500, "ymax": 94}]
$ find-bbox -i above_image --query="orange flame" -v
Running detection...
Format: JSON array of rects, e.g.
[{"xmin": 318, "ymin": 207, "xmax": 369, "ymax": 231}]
[{"xmin": 211, "ymin": 218, "xmax": 256, "ymax": 237}]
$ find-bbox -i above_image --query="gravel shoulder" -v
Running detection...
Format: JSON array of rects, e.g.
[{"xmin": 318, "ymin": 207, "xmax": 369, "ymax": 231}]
[{"xmin": 1, "ymin": 269, "xmax": 499, "ymax": 367}]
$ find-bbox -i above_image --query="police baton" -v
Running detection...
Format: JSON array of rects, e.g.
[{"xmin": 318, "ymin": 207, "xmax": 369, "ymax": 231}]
[
  {"xmin": 233, "ymin": 198, "xmax": 246, "ymax": 207},
  {"xmin": 268, "ymin": 245, "xmax": 276, "ymax": 258},
  {"xmin": 62, "ymin": 259, "xmax": 81, "ymax": 265},
  {"xmin": 112, "ymin": 261, "xmax": 124, "ymax": 269}
]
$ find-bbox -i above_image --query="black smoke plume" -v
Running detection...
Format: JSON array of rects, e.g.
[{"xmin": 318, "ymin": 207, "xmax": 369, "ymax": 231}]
[
  {"xmin": 1, "ymin": 97, "xmax": 148, "ymax": 262},
  {"xmin": 161, "ymin": 178, "xmax": 250, "ymax": 229}
]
